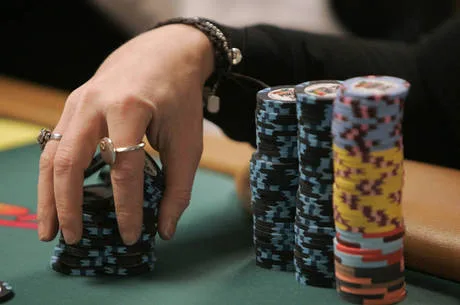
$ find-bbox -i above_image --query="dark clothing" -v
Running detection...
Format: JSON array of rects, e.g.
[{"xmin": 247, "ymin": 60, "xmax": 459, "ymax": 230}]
[
  {"xmin": 330, "ymin": 0, "xmax": 457, "ymax": 42},
  {"xmin": 205, "ymin": 16, "xmax": 460, "ymax": 170}
]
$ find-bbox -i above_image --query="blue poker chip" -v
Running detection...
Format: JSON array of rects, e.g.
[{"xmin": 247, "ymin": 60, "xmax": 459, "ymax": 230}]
[
  {"xmin": 335, "ymin": 228, "xmax": 404, "ymax": 252},
  {"xmin": 331, "ymin": 120, "xmax": 402, "ymax": 141},
  {"xmin": 331, "ymin": 134, "xmax": 402, "ymax": 152},
  {"xmin": 333, "ymin": 100, "xmax": 403, "ymax": 122},
  {"xmin": 340, "ymin": 76, "xmax": 410, "ymax": 99},
  {"xmin": 333, "ymin": 239, "xmax": 401, "ymax": 268}
]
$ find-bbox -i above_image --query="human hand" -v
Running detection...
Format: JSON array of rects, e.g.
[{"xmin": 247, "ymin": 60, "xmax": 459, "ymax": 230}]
[{"xmin": 37, "ymin": 24, "xmax": 214, "ymax": 245}]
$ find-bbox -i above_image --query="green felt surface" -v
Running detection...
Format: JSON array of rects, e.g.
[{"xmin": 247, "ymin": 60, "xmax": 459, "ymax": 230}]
[{"xmin": 1, "ymin": 144, "xmax": 459, "ymax": 305}]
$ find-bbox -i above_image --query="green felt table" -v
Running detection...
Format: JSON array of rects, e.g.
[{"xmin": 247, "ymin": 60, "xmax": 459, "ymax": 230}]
[{"xmin": 1, "ymin": 144, "xmax": 460, "ymax": 305}]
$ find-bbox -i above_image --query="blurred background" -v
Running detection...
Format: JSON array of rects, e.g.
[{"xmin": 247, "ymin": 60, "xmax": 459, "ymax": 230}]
[{"xmin": 1, "ymin": 0, "xmax": 458, "ymax": 134}]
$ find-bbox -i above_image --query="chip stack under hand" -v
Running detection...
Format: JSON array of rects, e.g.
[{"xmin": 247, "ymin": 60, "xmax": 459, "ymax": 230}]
[
  {"xmin": 50, "ymin": 152, "xmax": 164, "ymax": 277},
  {"xmin": 250, "ymin": 86, "xmax": 298, "ymax": 272},
  {"xmin": 294, "ymin": 81, "xmax": 342, "ymax": 288},
  {"xmin": 331, "ymin": 76, "xmax": 409, "ymax": 304}
]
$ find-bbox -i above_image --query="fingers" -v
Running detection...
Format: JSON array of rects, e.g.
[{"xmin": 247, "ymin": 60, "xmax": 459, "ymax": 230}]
[
  {"xmin": 53, "ymin": 99, "xmax": 105, "ymax": 244},
  {"xmin": 37, "ymin": 101, "xmax": 75, "ymax": 241},
  {"xmin": 105, "ymin": 97, "xmax": 153, "ymax": 245},
  {"xmin": 155, "ymin": 104, "xmax": 203, "ymax": 240}
]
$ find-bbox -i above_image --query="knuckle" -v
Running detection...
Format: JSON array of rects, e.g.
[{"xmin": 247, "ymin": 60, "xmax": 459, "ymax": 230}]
[
  {"xmin": 111, "ymin": 163, "xmax": 139, "ymax": 186},
  {"xmin": 107, "ymin": 93, "xmax": 154, "ymax": 117},
  {"xmin": 53, "ymin": 150, "xmax": 76, "ymax": 176},
  {"xmin": 69, "ymin": 85, "xmax": 100, "ymax": 112},
  {"xmin": 39, "ymin": 152, "xmax": 54, "ymax": 172},
  {"xmin": 78, "ymin": 85, "xmax": 100, "ymax": 104},
  {"xmin": 115, "ymin": 209, "xmax": 139, "ymax": 224},
  {"xmin": 169, "ymin": 188, "xmax": 192, "ymax": 210}
]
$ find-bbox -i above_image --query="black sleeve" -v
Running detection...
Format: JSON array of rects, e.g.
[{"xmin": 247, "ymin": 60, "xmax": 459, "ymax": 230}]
[{"xmin": 204, "ymin": 16, "xmax": 460, "ymax": 170}]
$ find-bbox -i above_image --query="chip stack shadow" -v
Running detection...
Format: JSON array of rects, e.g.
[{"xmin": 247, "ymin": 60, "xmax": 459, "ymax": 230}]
[
  {"xmin": 250, "ymin": 86, "xmax": 298, "ymax": 272},
  {"xmin": 332, "ymin": 76, "xmax": 409, "ymax": 304},
  {"xmin": 294, "ymin": 81, "xmax": 342, "ymax": 288},
  {"xmin": 50, "ymin": 152, "xmax": 164, "ymax": 276}
]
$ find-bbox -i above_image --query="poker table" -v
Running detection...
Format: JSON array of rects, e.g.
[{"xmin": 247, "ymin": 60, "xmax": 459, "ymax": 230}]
[{"xmin": 1, "ymin": 76, "xmax": 460, "ymax": 305}]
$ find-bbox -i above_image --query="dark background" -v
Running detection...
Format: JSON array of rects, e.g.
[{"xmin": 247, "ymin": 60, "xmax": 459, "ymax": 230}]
[{"xmin": 0, "ymin": 0, "xmax": 458, "ymax": 91}]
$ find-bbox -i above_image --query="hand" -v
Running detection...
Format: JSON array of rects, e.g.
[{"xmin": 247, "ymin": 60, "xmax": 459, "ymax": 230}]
[{"xmin": 37, "ymin": 24, "xmax": 214, "ymax": 245}]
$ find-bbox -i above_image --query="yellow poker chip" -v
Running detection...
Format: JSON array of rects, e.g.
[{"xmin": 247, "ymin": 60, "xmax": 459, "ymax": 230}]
[
  {"xmin": 333, "ymin": 145, "xmax": 403, "ymax": 165},
  {"xmin": 333, "ymin": 181, "xmax": 404, "ymax": 234},
  {"xmin": 333, "ymin": 201, "xmax": 404, "ymax": 225},
  {"xmin": 333, "ymin": 183, "xmax": 404, "ymax": 212},
  {"xmin": 333, "ymin": 200, "xmax": 404, "ymax": 233},
  {"xmin": 334, "ymin": 160, "xmax": 404, "ymax": 180},
  {"xmin": 334, "ymin": 174, "xmax": 404, "ymax": 197},
  {"xmin": 334, "ymin": 217, "xmax": 404, "ymax": 234}
]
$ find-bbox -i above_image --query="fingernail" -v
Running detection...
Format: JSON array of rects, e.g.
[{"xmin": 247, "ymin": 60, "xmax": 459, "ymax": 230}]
[
  {"xmin": 63, "ymin": 230, "xmax": 78, "ymax": 245},
  {"xmin": 37, "ymin": 221, "xmax": 46, "ymax": 241},
  {"xmin": 163, "ymin": 219, "xmax": 176, "ymax": 240},
  {"xmin": 38, "ymin": 229, "xmax": 47, "ymax": 241},
  {"xmin": 122, "ymin": 230, "xmax": 140, "ymax": 246}
]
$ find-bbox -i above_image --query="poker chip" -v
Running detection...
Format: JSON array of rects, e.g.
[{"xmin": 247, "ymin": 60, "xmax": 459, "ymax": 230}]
[
  {"xmin": 0, "ymin": 281, "xmax": 14, "ymax": 303},
  {"xmin": 250, "ymin": 86, "xmax": 298, "ymax": 271},
  {"xmin": 294, "ymin": 80, "xmax": 342, "ymax": 287},
  {"xmin": 331, "ymin": 75, "xmax": 410, "ymax": 304},
  {"xmin": 50, "ymin": 151, "xmax": 164, "ymax": 277}
]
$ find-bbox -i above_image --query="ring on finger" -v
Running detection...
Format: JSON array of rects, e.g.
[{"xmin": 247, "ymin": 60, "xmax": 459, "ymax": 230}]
[
  {"xmin": 99, "ymin": 137, "xmax": 145, "ymax": 165},
  {"xmin": 37, "ymin": 128, "xmax": 63, "ymax": 151}
]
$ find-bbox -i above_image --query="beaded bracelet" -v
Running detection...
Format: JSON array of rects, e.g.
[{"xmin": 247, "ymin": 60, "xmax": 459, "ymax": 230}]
[{"xmin": 153, "ymin": 17, "xmax": 242, "ymax": 113}]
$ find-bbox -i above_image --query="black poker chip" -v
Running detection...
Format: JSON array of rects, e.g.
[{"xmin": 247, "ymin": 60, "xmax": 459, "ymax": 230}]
[
  {"xmin": 50, "ymin": 260, "xmax": 101, "ymax": 277},
  {"xmin": 0, "ymin": 281, "xmax": 14, "ymax": 303},
  {"xmin": 103, "ymin": 262, "xmax": 155, "ymax": 276},
  {"xmin": 293, "ymin": 81, "xmax": 341, "ymax": 287},
  {"xmin": 51, "ymin": 151, "xmax": 163, "ymax": 277},
  {"xmin": 251, "ymin": 87, "xmax": 297, "ymax": 271}
]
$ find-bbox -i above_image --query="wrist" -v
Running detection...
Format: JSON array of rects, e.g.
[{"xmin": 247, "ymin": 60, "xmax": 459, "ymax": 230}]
[
  {"xmin": 183, "ymin": 25, "xmax": 215, "ymax": 85},
  {"xmin": 151, "ymin": 24, "xmax": 215, "ymax": 84},
  {"xmin": 153, "ymin": 17, "xmax": 243, "ymax": 113}
]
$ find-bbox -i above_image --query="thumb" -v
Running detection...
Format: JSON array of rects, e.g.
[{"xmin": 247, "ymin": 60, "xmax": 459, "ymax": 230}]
[{"xmin": 152, "ymin": 124, "xmax": 203, "ymax": 240}]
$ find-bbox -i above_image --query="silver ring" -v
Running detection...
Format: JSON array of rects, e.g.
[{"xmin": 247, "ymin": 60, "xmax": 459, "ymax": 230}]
[
  {"xmin": 99, "ymin": 137, "xmax": 145, "ymax": 165},
  {"xmin": 37, "ymin": 128, "xmax": 62, "ymax": 151},
  {"xmin": 49, "ymin": 133, "xmax": 63, "ymax": 141}
]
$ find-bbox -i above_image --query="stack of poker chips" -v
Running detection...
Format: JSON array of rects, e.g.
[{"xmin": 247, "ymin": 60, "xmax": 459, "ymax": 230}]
[
  {"xmin": 0, "ymin": 281, "xmax": 14, "ymax": 303},
  {"xmin": 331, "ymin": 76, "xmax": 409, "ymax": 304},
  {"xmin": 50, "ymin": 152, "xmax": 164, "ymax": 276},
  {"xmin": 294, "ymin": 81, "xmax": 342, "ymax": 288},
  {"xmin": 250, "ymin": 86, "xmax": 298, "ymax": 272}
]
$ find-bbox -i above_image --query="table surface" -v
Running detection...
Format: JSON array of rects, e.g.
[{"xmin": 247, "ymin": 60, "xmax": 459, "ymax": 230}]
[{"xmin": 1, "ymin": 144, "xmax": 460, "ymax": 305}]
